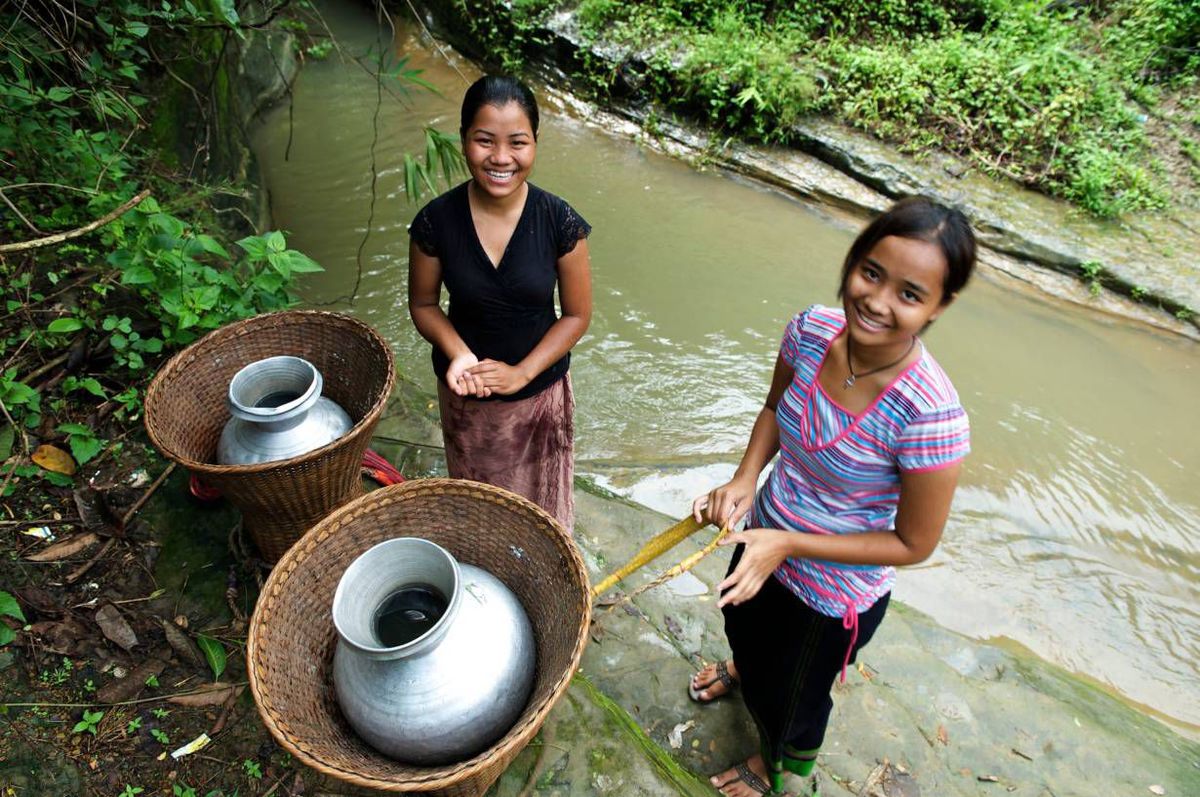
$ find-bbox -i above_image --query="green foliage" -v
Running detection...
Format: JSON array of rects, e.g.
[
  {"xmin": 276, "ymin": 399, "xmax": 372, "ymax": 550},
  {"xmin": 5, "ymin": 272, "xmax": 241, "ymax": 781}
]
[
  {"xmin": 150, "ymin": 727, "xmax": 170, "ymax": 745},
  {"xmin": 40, "ymin": 657, "xmax": 73, "ymax": 686},
  {"xmin": 73, "ymin": 708, "xmax": 104, "ymax": 735},
  {"xmin": 242, "ymin": 759, "xmax": 263, "ymax": 780},
  {"xmin": 118, "ymin": 785, "xmax": 145, "ymax": 797},
  {"xmin": 0, "ymin": 591, "xmax": 25, "ymax": 646},
  {"xmin": 531, "ymin": 0, "xmax": 1199, "ymax": 216},
  {"xmin": 145, "ymin": 674, "xmax": 159, "ymax": 688},
  {"xmin": 126, "ymin": 716, "xmax": 143, "ymax": 734},
  {"xmin": 197, "ymin": 635, "xmax": 228, "ymax": 680}
]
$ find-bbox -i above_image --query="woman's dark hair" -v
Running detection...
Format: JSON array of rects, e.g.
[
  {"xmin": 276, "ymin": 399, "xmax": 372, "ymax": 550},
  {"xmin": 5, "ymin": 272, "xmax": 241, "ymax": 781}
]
[
  {"xmin": 837, "ymin": 196, "xmax": 976, "ymax": 304},
  {"xmin": 459, "ymin": 75, "xmax": 539, "ymax": 140}
]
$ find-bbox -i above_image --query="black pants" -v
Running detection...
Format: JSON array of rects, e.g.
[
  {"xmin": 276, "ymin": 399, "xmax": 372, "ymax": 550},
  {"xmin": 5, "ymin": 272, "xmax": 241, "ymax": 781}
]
[{"xmin": 722, "ymin": 544, "xmax": 890, "ymax": 779}]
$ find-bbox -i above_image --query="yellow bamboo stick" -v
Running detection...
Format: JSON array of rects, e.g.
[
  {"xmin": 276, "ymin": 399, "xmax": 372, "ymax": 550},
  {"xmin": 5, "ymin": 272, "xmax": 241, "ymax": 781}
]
[{"xmin": 590, "ymin": 514, "xmax": 706, "ymax": 598}]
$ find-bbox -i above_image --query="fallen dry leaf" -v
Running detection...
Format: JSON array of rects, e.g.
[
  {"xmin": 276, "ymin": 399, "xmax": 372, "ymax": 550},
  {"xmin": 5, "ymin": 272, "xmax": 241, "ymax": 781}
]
[
  {"xmin": 27, "ymin": 617, "xmax": 90, "ymax": 655},
  {"xmin": 158, "ymin": 618, "xmax": 204, "ymax": 668},
  {"xmin": 32, "ymin": 444, "xmax": 76, "ymax": 476},
  {"xmin": 95, "ymin": 602, "xmax": 139, "ymax": 651},
  {"xmin": 26, "ymin": 532, "xmax": 100, "ymax": 562},
  {"xmin": 167, "ymin": 682, "xmax": 243, "ymax": 708},
  {"xmin": 937, "ymin": 724, "xmax": 949, "ymax": 745}
]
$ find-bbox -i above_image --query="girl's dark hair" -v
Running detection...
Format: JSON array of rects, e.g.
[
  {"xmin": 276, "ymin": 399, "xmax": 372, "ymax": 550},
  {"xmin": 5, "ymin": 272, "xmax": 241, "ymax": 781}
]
[
  {"xmin": 837, "ymin": 196, "xmax": 976, "ymax": 304},
  {"xmin": 459, "ymin": 75, "xmax": 539, "ymax": 140}
]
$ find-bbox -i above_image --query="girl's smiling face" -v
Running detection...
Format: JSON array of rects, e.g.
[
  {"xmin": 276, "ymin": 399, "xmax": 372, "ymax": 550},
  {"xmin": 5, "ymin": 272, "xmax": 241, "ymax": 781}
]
[
  {"xmin": 462, "ymin": 101, "xmax": 536, "ymax": 200},
  {"xmin": 842, "ymin": 235, "xmax": 952, "ymax": 349}
]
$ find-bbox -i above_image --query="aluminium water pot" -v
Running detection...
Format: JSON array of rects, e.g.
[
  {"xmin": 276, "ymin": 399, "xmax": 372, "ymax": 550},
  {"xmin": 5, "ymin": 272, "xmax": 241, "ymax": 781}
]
[
  {"xmin": 216, "ymin": 355, "xmax": 353, "ymax": 466},
  {"xmin": 331, "ymin": 537, "xmax": 536, "ymax": 766}
]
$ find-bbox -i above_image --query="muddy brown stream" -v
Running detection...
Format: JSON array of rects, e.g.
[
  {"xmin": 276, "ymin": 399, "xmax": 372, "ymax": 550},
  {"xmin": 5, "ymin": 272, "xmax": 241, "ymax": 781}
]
[{"xmin": 250, "ymin": 2, "xmax": 1200, "ymax": 734}]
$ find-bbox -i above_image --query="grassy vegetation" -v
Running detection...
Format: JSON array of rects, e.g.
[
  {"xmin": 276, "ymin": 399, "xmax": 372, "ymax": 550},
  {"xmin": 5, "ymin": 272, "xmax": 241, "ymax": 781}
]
[{"xmin": 460, "ymin": 0, "xmax": 1200, "ymax": 218}]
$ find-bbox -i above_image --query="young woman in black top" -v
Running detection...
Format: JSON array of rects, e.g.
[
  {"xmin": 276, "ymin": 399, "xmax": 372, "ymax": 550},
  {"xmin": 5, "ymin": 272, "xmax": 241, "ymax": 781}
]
[{"xmin": 408, "ymin": 76, "xmax": 592, "ymax": 530}]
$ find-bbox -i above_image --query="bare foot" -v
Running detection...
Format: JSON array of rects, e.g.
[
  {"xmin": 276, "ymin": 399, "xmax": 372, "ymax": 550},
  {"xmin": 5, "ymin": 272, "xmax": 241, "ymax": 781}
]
[
  {"xmin": 689, "ymin": 658, "xmax": 739, "ymax": 703},
  {"xmin": 711, "ymin": 754, "xmax": 772, "ymax": 796}
]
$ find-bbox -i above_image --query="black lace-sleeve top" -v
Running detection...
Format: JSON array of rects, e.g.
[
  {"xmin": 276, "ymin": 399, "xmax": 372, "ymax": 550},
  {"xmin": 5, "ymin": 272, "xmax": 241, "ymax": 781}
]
[{"xmin": 408, "ymin": 181, "xmax": 592, "ymax": 401}]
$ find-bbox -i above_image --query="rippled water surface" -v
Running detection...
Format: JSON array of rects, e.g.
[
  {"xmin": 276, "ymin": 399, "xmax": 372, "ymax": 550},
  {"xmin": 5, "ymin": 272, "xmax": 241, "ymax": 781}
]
[{"xmin": 250, "ymin": 3, "xmax": 1200, "ymax": 732}]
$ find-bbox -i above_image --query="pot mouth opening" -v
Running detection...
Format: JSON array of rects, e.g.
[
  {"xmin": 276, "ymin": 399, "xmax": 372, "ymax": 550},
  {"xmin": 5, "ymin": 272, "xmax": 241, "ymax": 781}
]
[
  {"xmin": 228, "ymin": 356, "xmax": 321, "ymax": 423},
  {"xmin": 332, "ymin": 537, "xmax": 461, "ymax": 658}
]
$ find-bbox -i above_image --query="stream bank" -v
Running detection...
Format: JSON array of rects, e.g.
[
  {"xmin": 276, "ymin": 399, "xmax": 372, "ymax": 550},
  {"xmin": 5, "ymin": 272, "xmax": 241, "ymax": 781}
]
[{"xmin": 403, "ymin": 0, "xmax": 1200, "ymax": 339}]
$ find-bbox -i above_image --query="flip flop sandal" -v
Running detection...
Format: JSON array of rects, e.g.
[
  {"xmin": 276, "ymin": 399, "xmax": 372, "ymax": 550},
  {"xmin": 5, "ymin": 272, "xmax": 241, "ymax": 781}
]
[
  {"xmin": 715, "ymin": 761, "xmax": 773, "ymax": 796},
  {"xmin": 688, "ymin": 659, "xmax": 738, "ymax": 702}
]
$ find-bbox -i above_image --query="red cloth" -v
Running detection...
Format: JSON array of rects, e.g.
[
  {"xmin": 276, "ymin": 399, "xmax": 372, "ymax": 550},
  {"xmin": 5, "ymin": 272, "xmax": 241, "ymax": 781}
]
[{"xmin": 437, "ymin": 374, "xmax": 574, "ymax": 532}]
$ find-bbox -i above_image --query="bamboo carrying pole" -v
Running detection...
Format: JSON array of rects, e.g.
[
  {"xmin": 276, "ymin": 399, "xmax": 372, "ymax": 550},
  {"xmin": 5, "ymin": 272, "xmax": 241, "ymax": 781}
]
[{"xmin": 591, "ymin": 515, "xmax": 731, "ymax": 602}]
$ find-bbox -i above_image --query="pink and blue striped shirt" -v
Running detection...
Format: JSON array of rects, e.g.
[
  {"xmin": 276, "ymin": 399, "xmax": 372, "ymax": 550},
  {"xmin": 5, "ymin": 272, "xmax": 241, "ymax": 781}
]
[{"xmin": 750, "ymin": 305, "xmax": 970, "ymax": 621}]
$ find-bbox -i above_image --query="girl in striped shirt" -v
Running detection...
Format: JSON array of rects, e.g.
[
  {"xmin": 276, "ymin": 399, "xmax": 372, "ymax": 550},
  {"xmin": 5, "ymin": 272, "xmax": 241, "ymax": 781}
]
[{"xmin": 689, "ymin": 197, "xmax": 976, "ymax": 797}]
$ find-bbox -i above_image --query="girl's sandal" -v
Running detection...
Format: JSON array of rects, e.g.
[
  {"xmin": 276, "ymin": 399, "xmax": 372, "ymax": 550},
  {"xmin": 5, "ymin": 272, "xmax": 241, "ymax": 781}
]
[{"xmin": 688, "ymin": 659, "xmax": 738, "ymax": 703}]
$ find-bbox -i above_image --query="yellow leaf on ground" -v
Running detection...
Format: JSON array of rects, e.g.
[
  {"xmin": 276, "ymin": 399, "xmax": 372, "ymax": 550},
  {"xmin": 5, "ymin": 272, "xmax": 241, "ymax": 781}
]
[{"xmin": 32, "ymin": 444, "xmax": 76, "ymax": 476}]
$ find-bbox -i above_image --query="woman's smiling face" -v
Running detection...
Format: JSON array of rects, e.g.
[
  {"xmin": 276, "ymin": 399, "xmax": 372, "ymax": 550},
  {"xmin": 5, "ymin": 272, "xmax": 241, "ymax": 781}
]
[
  {"xmin": 462, "ymin": 101, "xmax": 536, "ymax": 200},
  {"xmin": 842, "ymin": 234, "xmax": 951, "ymax": 347}
]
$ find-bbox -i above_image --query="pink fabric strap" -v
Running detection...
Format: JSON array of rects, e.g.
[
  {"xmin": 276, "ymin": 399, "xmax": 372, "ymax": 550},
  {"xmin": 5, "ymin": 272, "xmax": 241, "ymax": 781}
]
[{"xmin": 839, "ymin": 604, "xmax": 860, "ymax": 683}]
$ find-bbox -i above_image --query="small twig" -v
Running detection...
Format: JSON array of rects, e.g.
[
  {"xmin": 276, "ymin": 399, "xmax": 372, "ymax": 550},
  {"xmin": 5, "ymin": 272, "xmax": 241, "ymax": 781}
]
[
  {"xmin": 0, "ymin": 398, "xmax": 30, "ymax": 456},
  {"xmin": 0, "ymin": 459, "xmax": 23, "ymax": 502},
  {"xmin": 65, "ymin": 538, "xmax": 115, "ymax": 584},
  {"xmin": 95, "ymin": 126, "xmax": 140, "ymax": 190},
  {"xmin": 0, "ymin": 182, "xmax": 99, "ymax": 195},
  {"xmin": 0, "ymin": 189, "xmax": 151, "ymax": 253},
  {"xmin": 1, "ymin": 682, "xmax": 249, "ymax": 709},
  {"xmin": 1, "ymin": 331, "xmax": 35, "ymax": 372},
  {"xmin": 0, "ymin": 518, "xmax": 81, "ymax": 526},
  {"xmin": 120, "ymin": 462, "xmax": 176, "ymax": 526},
  {"xmin": 20, "ymin": 351, "xmax": 71, "ymax": 387},
  {"xmin": 0, "ymin": 187, "xmax": 43, "ymax": 234}
]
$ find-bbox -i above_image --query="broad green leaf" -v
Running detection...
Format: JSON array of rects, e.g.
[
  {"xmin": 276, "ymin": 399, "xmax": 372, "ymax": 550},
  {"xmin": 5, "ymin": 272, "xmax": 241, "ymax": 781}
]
[
  {"xmin": 121, "ymin": 265, "xmax": 156, "ymax": 285},
  {"xmin": 56, "ymin": 422, "xmax": 93, "ymax": 436},
  {"xmin": 194, "ymin": 234, "xmax": 229, "ymax": 258},
  {"xmin": 1, "ymin": 382, "xmax": 37, "ymax": 406},
  {"xmin": 235, "ymin": 235, "xmax": 268, "ymax": 260},
  {"xmin": 48, "ymin": 318, "xmax": 83, "ymax": 333},
  {"xmin": 0, "ymin": 591, "xmax": 25, "ymax": 622},
  {"xmin": 0, "ymin": 627, "xmax": 14, "ymax": 646},
  {"xmin": 69, "ymin": 435, "xmax": 105, "ymax": 465},
  {"xmin": 43, "ymin": 471, "xmax": 75, "ymax": 487},
  {"xmin": 46, "ymin": 86, "xmax": 73, "ymax": 102},
  {"xmin": 285, "ymin": 251, "xmax": 324, "ymax": 273},
  {"xmin": 266, "ymin": 250, "xmax": 290, "ymax": 277},
  {"xmin": 126, "ymin": 21, "xmax": 149, "ymax": 37},
  {"xmin": 197, "ymin": 635, "xmax": 227, "ymax": 680},
  {"xmin": 74, "ymin": 378, "xmax": 106, "ymax": 398},
  {"xmin": 265, "ymin": 230, "xmax": 286, "ymax": 252}
]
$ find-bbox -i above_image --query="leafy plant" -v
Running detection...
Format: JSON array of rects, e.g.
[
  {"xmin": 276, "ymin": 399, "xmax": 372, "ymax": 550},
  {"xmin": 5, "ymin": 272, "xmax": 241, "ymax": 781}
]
[
  {"xmin": 126, "ymin": 716, "xmax": 143, "ymax": 734},
  {"xmin": 144, "ymin": 674, "xmax": 159, "ymax": 688},
  {"xmin": 150, "ymin": 727, "xmax": 170, "ymax": 745},
  {"xmin": 0, "ymin": 591, "xmax": 26, "ymax": 646},
  {"xmin": 73, "ymin": 708, "xmax": 104, "ymax": 735},
  {"xmin": 242, "ymin": 759, "xmax": 263, "ymax": 780},
  {"xmin": 56, "ymin": 423, "xmax": 106, "ymax": 465},
  {"xmin": 118, "ymin": 786, "xmax": 145, "ymax": 797},
  {"xmin": 151, "ymin": 707, "xmax": 171, "ymax": 719},
  {"xmin": 197, "ymin": 635, "xmax": 228, "ymax": 680}
]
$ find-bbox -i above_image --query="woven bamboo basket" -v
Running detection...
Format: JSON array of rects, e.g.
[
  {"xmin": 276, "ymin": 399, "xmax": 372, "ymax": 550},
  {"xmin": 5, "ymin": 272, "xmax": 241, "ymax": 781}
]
[
  {"xmin": 143, "ymin": 311, "xmax": 395, "ymax": 562},
  {"xmin": 247, "ymin": 479, "xmax": 591, "ymax": 795}
]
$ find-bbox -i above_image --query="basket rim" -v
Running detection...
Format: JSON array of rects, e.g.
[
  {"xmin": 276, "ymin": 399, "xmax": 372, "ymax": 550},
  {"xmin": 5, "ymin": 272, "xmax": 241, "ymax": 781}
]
[
  {"xmin": 246, "ymin": 478, "xmax": 592, "ymax": 792},
  {"xmin": 143, "ymin": 310, "xmax": 396, "ymax": 475}
]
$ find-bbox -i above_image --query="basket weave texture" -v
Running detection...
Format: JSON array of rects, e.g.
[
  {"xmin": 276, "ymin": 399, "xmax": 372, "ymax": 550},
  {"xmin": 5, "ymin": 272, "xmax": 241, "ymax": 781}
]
[
  {"xmin": 247, "ymin": 479, "xmax": 592, "ymax": 795},
  {"xmin": 143, "ymin": 311, "xmax": 395, "ymax": 562}
]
